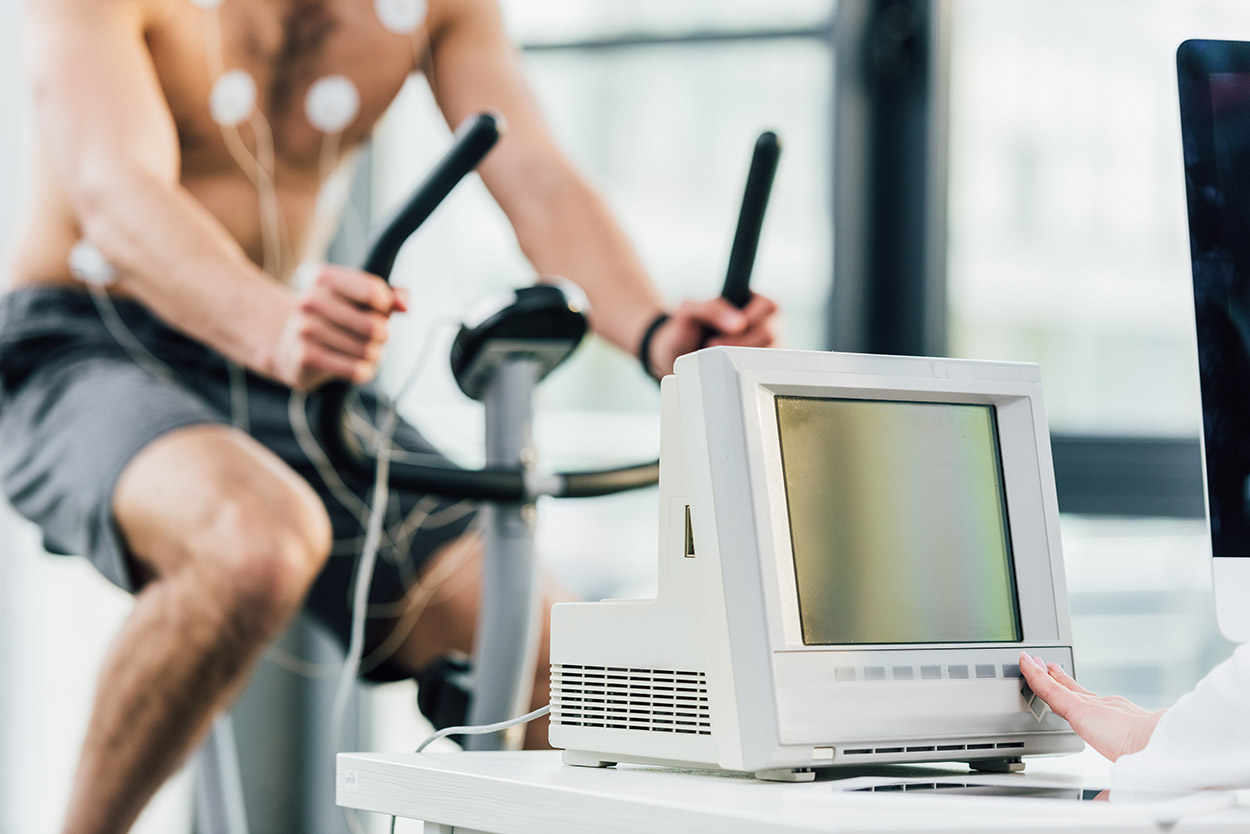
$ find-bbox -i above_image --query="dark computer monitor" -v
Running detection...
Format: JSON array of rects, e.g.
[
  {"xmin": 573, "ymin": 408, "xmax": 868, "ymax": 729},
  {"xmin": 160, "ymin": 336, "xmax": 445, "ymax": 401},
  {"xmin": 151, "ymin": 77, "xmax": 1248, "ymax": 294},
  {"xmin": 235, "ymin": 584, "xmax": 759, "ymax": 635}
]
[{"xmin": 1177, "ymin": 38, "xmax": 1250, "ymax": 640}]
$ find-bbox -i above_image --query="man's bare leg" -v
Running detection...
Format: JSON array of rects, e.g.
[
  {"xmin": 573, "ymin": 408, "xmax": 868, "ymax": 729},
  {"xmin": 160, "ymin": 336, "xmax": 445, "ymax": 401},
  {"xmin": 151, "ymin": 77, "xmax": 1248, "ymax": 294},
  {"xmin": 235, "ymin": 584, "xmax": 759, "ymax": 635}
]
[
  {"xmin": 62, "ymin": 425, "xmax": 333, "ymax": 834},
  {"xmin": 369, "ymin": 533, "xmax": 571, "ymax": 749}
]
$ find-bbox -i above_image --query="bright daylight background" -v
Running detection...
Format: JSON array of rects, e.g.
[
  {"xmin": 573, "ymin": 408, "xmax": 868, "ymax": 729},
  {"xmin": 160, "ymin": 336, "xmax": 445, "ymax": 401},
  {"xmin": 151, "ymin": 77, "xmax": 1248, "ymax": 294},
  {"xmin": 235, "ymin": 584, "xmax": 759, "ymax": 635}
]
[{"xmin": 2, "ymin": 2, "xmax": 1249, "ymax": 832}]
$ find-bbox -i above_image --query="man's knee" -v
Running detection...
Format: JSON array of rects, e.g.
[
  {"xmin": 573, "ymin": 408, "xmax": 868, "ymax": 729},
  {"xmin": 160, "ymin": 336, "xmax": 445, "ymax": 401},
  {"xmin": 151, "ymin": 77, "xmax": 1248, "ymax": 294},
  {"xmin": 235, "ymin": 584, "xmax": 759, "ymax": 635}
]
[
  {"xmin": 116, "ymin": 427, "xmax": 333, "ymax": 628},
  {"xmin": 191, "ymin": 476, "xmax": 332, "ymax": 632}
]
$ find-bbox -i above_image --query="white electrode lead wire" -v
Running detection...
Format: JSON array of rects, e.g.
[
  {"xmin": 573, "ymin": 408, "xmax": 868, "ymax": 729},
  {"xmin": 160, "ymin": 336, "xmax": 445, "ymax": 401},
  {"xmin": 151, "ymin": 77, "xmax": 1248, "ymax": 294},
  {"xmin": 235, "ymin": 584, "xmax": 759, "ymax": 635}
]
[
  {"xmin": 271, "ymin": 319, "xmax": 476, "ymax": 677},
  {"xmin": 320, "ymin": 130, "xmax": 343, "ymax": 184},
  {"xmin": 85, "ymin": 285, "xmax": 181, "ymax": 386},
  {"xmin": 329, "ymin": 404, "xmax": 393, "ymax": 759},
  {"xmin": 200, "ymin": 5, "xmax": 286, "ymax": 280},
  {"xmin": 284, "ymin": 316, "xmax": 459, "ymax": 529},
  {"xmin": 415, "ymin": 704, "xmax": 550, "ymax": 753},
  {"xmin": 228, "ymin": 360, "xmax": 250, "ymax": 433},
  {"xmin": 202, "ymin": 2, "xmax": 224, "ymax": 79},
  {"xmin": 246, "ymin": 111, "xmax": 286, "ymax": 278}
]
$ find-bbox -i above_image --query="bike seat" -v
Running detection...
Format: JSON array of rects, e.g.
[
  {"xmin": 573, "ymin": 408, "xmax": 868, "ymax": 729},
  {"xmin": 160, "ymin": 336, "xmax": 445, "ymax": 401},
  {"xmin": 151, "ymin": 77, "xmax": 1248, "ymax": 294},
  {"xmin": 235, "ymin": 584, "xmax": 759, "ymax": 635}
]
[{"xmin": 450, "ymin": 282, "xmax": 589, "ymax": 401}]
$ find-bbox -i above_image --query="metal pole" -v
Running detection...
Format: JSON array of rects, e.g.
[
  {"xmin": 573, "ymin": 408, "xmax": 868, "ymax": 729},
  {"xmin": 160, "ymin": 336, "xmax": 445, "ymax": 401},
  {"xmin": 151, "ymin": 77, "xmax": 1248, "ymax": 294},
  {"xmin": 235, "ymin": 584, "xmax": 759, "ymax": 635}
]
[{"xmin": 464, "ymin": 357, "xmax": 543, "ymax": 749}]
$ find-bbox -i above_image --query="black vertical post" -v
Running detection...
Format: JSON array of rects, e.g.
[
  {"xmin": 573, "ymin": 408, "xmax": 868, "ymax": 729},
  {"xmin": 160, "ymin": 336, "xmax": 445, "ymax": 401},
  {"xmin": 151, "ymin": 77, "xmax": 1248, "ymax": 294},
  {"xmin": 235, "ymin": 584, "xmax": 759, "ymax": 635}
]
[{"xmin": 830, "ymin": 0, "xmax": 950, "ymax": 357}]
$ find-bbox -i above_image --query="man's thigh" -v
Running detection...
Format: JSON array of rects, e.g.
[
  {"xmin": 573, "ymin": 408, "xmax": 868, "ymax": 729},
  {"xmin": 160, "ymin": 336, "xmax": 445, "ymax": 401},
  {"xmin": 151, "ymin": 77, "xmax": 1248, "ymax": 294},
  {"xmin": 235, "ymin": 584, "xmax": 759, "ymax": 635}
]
[
  {"xmin": 0, "ymin": 298, "xmax": 327, "ymax": 594},
  {"xmin": 0, "ymin": 348, "xmax": 228, "ymax": 591},
  {"xmin": 113, "ymin": 423, "xmax": 332, "ymax": 586}
]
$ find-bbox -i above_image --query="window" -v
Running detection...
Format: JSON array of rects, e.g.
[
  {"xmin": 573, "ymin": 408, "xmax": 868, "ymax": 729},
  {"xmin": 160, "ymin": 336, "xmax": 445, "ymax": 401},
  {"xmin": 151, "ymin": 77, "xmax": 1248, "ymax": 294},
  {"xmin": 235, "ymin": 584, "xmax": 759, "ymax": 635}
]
[
  {"xmin": 946, "ymin": 0, "xmax": 1249, "ymax": 707},
  {"xmin": 370, "ymin": 2, "xmax": 836, "ymax": 597},
  {"xmin": 501, "ymin": 0, "xmax": 831, "ymax": 45}
]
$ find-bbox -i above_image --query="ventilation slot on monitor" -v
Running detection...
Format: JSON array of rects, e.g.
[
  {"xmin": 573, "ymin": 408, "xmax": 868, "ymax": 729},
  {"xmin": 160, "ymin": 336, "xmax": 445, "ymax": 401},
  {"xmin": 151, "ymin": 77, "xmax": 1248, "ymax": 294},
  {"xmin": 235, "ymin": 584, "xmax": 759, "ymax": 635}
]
[
  {"xmin": 841, "ymin": 741, "xmax": 1025, "ymax": 757},
  {"xmin": 550, "ymin": 664, "xmax": 711, "ymax": 735}
]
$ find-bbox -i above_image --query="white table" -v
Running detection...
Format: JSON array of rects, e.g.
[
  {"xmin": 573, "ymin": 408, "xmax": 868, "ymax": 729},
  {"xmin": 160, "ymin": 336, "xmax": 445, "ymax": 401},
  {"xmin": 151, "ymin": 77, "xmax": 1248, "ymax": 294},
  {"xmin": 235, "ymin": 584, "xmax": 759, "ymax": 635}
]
[{"xmin": 336, "ymin": 749, "xmax": 1250, "ymax": 833}]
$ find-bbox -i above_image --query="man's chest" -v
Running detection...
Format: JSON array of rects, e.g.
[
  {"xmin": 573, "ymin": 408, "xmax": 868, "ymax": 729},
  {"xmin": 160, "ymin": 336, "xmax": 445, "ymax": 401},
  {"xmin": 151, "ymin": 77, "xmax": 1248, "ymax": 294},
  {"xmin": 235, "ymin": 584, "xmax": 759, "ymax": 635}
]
[{"xmin": 146, "ymin": 0, "xmax": 425, "ymax": 170}]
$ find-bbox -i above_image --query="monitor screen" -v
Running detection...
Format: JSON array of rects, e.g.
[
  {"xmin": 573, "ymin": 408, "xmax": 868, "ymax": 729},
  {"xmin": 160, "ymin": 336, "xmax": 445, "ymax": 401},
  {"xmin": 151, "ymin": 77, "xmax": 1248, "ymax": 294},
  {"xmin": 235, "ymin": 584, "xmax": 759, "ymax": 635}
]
[
  {"xmin": 1178, "ymin": 42, "xmax": 1250, "ymax": 558},
  {"xmin": 775, "ymin": 396, "xmax": 1022, "ymax": 645}
]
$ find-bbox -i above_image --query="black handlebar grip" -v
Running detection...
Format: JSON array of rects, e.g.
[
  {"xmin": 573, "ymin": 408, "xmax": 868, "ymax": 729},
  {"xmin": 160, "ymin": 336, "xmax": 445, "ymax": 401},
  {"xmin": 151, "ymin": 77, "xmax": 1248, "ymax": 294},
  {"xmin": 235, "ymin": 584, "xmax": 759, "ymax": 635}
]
[
  {"xmin": 361, "ymin": 112, "xmax": 505, "ymax": 282},
  {"xmin": 721, "ymin": 130, "xmax": 781, "ymax": 309},
  {"xmin": 318, "ymin": 112, "xmax": 504, "ymax": 483}
]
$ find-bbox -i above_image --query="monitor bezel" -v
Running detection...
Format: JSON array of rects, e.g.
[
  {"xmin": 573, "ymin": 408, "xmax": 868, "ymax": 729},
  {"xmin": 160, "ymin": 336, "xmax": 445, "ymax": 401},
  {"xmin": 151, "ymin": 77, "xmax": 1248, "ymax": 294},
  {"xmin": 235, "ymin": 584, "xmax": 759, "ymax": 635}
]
[
  {"xmin": 691, "ymin": 350, "xmax": 1068, "ymax": 660},
  {"xmin": 751, "ymin": 375, "xmax": 1062, "ymax": 653},
  {"xmin": 1177, "ymin": 39, "xmax": 1250, "ymax": 194}
]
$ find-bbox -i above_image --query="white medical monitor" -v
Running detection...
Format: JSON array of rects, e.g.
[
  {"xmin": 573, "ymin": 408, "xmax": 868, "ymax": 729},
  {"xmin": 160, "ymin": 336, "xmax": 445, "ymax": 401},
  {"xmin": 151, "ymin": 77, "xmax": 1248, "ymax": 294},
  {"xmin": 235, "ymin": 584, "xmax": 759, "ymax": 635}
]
[{"xmin": 549, "ymin": 348, "xmax": 1080, "ymax": 780}]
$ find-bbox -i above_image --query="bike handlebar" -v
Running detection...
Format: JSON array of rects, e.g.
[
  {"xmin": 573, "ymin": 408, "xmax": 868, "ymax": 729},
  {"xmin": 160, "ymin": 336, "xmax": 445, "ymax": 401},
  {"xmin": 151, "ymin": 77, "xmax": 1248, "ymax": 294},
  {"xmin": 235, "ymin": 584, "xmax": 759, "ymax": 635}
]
[{"xmin": 316, "ymin": 118, "xmax": 778, "ymax": 503}]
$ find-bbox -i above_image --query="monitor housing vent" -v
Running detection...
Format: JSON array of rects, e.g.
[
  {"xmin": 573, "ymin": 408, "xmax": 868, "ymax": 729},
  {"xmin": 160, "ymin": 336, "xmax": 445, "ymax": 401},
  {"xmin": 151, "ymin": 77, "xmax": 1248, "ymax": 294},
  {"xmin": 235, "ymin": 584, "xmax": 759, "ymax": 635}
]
[
  {"xmin": 841, "ymin": 741, "xmax": 1026, "ymax": 757},
  {"xmin": 551, "ymin": 664, "xmax": 711, "ymax": 735}
]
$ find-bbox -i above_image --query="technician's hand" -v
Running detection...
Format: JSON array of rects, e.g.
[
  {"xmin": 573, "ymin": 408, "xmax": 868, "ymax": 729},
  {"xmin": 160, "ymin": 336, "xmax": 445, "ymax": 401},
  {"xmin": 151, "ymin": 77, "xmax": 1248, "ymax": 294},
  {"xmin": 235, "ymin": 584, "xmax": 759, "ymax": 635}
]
[
  {"xmin": 269, "ymin": 265, "xmax": 408, "ymax": 391},
  {"xmin": 646, "ymin": 293, "xmax": 779, "ymax": 378},
  {"xmin": 1018, "ymin": 651, "xmax": 1165, "ymax": 762}
]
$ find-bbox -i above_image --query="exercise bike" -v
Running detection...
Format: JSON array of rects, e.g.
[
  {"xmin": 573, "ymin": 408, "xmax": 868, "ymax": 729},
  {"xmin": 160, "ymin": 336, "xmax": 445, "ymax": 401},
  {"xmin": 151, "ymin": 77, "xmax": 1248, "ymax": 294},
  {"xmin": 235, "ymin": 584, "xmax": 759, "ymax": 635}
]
[
  {"xmin": 194, "ymin": 112, "xmax": 779, "ymax": 834},
  {"xmin": 312, "ymin": 112, "xmax": 782, "ymax": 751}
]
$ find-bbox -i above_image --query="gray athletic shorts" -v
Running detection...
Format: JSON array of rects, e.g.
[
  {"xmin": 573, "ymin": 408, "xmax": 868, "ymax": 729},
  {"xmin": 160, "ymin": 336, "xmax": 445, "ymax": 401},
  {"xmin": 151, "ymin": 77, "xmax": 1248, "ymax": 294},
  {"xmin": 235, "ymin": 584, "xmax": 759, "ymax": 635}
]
[{"xmin": 0, "ymin": 287, "xmax": 478, "ymax": 681}]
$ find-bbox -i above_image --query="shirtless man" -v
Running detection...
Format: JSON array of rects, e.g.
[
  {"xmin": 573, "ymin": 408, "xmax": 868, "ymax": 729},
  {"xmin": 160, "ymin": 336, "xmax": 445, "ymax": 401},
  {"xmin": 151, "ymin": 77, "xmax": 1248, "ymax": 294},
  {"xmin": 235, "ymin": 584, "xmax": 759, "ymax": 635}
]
[{"xmin": 0, "ymin": 0, "xmax": 779, "ymax": 831}]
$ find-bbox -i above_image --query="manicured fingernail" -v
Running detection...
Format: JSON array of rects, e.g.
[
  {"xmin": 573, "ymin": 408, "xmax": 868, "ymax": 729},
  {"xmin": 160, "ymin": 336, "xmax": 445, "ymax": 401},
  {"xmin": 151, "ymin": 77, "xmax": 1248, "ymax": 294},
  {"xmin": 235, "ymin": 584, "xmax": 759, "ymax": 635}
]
[{"xmin": 1033, "ymin": 655, "xmax": 1047, "ymax": 670}]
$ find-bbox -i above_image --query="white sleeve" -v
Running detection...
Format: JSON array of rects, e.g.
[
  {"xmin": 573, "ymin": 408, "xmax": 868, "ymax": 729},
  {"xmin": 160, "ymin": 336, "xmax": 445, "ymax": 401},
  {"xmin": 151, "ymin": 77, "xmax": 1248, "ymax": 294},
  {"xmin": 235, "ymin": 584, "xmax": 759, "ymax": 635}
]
[{"xmin": 1111, "ymin": 642, "xmax": 1250, "ymax": 793}]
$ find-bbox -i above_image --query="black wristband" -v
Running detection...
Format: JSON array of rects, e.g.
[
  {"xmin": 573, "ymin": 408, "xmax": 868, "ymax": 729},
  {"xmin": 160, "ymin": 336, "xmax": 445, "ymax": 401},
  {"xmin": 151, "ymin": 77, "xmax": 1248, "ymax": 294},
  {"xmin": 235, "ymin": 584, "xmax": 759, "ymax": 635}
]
[{"xmin": 637, "ymin": 311, "xmax": 671, "ymax": 381}]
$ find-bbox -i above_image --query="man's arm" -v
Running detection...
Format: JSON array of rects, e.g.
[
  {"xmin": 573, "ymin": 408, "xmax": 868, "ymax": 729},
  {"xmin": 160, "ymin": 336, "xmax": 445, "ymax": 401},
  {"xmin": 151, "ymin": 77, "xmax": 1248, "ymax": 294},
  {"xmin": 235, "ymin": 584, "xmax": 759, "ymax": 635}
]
[
  {"xmin": 24, "ymin": 0, "xmax": 399, "ymax": 389},
  {"xmin": 424, "ymin": 0, "xmax": 777, "ymax": 377}
]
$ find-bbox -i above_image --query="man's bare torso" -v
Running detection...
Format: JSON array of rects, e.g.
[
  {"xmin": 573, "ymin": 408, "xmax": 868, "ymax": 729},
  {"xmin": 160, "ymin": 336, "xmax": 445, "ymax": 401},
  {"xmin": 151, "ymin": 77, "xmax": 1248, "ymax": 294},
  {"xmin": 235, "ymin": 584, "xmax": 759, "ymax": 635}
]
[{"xmin": 7, "ymin": 0, "xmax": 427, "ymax": 289}]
